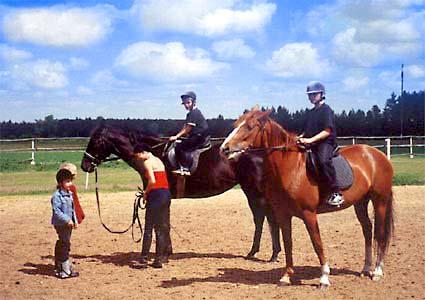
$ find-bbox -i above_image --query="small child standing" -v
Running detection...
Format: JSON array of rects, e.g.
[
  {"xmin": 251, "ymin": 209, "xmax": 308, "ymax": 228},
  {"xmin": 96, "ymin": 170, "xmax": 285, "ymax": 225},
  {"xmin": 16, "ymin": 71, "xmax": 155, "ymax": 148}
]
[
  {"xmin": 51, "ymin": 169, "xmax": 79, "ymax": 279},
  {"xmin": 59, "ymin": 163, "xmax": 85, "ymax": 224}
]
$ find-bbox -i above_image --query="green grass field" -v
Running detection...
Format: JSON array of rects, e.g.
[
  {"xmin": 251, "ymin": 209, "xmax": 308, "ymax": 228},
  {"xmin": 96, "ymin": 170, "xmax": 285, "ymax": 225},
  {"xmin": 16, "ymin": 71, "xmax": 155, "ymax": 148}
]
[{"xmin": 0, "ymin": 151, "xmax": 424, "ymax": 196}]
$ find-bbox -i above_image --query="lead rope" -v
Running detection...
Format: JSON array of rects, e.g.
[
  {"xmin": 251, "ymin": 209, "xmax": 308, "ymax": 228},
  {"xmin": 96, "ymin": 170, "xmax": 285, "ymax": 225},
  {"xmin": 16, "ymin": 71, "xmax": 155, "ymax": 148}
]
[{"xmin": 94, "ymin": 167, "xmax": 144, "ymax": 243}]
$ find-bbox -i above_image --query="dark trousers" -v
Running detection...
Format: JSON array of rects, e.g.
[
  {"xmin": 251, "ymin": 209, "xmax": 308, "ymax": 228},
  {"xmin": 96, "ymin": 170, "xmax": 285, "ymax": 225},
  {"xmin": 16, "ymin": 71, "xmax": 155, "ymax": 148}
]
[
  {"xmin": 54, "ymin": 225, "xmax": 72, "ymax": 263},
  {"xmin": 141, "ymin": 189, "xmax": 172, "ymax": 259},
  {"xmin": 312, "ymin": 142, "xmax": 338, "ymax": 192},
  {"xmin": 175, "ymin": 134, "xmax": 207, "ymax": 168}
]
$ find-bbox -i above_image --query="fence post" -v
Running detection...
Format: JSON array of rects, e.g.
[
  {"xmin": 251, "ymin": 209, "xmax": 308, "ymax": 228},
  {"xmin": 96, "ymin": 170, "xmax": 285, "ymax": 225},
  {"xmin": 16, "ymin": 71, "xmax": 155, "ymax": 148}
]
[
  {"xmin": 352, "ymin": 137, "xmax": 355, "ymax": 145},
  {"xmin": 31, "ymin": 138, "xmax": 36, "ymax": 165},
  {"xmin": 410, "ymin": 136, "xmax": 414, "ymax": 158},
  {"xmin": 385, "ymin": 138, "xmax": 391, "ymax": 160}
]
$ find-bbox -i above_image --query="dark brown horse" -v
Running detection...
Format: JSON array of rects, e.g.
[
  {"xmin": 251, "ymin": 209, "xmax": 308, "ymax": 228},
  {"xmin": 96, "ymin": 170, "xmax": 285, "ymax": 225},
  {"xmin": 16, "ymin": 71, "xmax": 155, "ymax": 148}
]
[
  {"xmin": 80, "ymin": 125, "xmax": 282, "ymax": 261},
  {"xmin": 220, "ymin": 109, "xmax": 394, "ymax": 288}
]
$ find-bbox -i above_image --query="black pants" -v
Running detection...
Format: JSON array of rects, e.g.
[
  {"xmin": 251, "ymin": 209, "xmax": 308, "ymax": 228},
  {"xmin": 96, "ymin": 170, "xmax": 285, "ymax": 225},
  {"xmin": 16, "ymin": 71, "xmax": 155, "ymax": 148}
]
[
  {"xmin": 175, "ymin": 134, "xmax": 207, "ymax": 168},
  {"xmin": 312, "ymin": 142, "xmax": 338, "ymax": 192},
  {"xmin": 141, "ymin": 189, "xmax": 172, "ymax": 259},
  {"xmin": 54, "ymin": 225, "xmax": 72, "ymax": 263}
]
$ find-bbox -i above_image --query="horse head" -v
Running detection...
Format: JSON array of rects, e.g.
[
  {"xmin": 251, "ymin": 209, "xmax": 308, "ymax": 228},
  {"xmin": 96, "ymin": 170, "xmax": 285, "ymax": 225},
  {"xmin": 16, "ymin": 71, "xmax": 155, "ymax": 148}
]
[
  {"xmin": 81, "ymin": 125, "xmax": 164, "ymax": 173},
  {"xmin": 220, "ymin": 108, "xmax": 272, "ymax": 161},
  {"xmin": 81, "ymin": 125, "xmax": 136, "ymax": 172},
  {"xmin": 220, "ymin": 107, "xmax": 297, "ymax": 161}
]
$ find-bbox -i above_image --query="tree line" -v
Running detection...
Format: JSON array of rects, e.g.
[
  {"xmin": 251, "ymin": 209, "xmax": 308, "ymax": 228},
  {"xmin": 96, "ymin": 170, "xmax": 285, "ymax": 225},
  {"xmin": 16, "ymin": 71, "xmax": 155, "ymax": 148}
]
[{"xmin": 1, "ymin": 90, "xmax": 423, "ymax": 139}]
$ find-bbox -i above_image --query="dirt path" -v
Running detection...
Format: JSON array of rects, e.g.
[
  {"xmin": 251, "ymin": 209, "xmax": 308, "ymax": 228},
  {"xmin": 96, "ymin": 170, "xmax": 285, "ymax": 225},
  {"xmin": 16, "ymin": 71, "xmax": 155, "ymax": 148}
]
[{"xmin": 0, "ymin": 186, "xmax": 424, "ymax": 299}]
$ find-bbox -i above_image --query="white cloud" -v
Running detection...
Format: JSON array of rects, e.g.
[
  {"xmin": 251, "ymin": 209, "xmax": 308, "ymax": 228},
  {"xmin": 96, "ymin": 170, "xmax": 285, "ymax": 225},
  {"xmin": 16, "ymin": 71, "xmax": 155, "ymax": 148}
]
[
  {"xmin": 212, "ymin": 39, "xmax": 255, "ymax": 59},
  {"xmin": 69, "ymin": 57, "xmax": 89, "ymax": 70},
  {"xmin": 342, "ymin": 76, "xmax": 369, "ymax": 90},
  {"xmin": 332, "ymin": 28, "xmax": 381, "ymax": 67},
  {"xmin": 77, "ymin": 86, "xmax": 94, "ymax": 95},
  {"xmin": 199, "ymin": 3, "xmax": 276, "ymax": 36},
  {"xmin": 303, "ymin": 1, "xmax": 424, "ymax": 67},
  {"xmin": 115, "ymin": 41, "xmax": 228, "ymax": 82},
  {"xmin": 0, "ymin": 44, "xmax": 32, "ymax": 62},
  {"xmin": 3, "ymin": 6, "xmax": 112, "ymax": 47},
  {"xmin": 265, "ymin": 43, "xmax": 330, "ymax": 78},
  {"xmin": 91, "ymin": 70, "xmax": 129, "ymax": 87},
  {"xmin": 11, "ymin": 59, "xmax": 68, "ymax": 89},
  {"xmin": 356, "ymin": 19, "xmax": 420, "ymax": 43},
  {"xmin": 405, "ymin": 65, "xmax": 425, "ymax": 78},
  {"xmin": 134, "ymin": 0, "xmax": 276, "ymax": 36}
]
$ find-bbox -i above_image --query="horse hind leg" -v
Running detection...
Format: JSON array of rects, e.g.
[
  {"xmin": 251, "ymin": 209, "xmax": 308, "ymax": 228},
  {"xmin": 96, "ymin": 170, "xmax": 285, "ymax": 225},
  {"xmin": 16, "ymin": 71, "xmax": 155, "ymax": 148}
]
[
  {"xmin": 371, "ymin": 191, "xmax": 395, "ymax": 281},
  {"xmin": 265, "ymin": 206, "xmax": 281, "ymax": 262},
  {"xmin": 244, "ymin": 193, "xmax": 265, "ymax": 260},
  {"xmin": 354, "ymin": 198, "xmax": 373, "ymax": 278}
]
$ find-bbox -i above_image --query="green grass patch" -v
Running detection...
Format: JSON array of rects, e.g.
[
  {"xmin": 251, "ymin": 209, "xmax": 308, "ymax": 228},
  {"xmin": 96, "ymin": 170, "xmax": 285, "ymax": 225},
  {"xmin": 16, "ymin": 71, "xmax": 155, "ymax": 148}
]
[
  {"xmin": 391, "ymin": 156, "xmax": 425, "ymax": 185},
  {"xmin": 0, "ymin": 151, "xmax": 423, "ymax": 196}
]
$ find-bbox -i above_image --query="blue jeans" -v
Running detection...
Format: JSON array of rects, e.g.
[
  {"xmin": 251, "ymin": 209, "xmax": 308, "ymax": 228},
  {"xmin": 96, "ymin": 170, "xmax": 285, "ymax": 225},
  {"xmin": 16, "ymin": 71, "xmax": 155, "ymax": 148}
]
[
  {"xmin": 54, "ymin": 225, "xmax": 72, "ymax": 262},
  {"xmin": 141, "ymin": 189, "xmax": 172, "ymax": 258}
]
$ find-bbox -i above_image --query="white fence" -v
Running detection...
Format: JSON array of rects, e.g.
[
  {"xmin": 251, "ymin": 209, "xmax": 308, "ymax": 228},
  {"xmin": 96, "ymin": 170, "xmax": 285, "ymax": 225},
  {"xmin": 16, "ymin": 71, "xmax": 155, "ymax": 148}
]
[{"xmin": 1, "ymin": 136, "xmax": 424, "ymax": 164}]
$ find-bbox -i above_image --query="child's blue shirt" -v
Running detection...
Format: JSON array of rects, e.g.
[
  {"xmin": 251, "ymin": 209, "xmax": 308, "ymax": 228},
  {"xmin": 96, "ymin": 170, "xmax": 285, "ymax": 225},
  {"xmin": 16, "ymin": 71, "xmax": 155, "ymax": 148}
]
[{"xmin": 51, "ymin": 189, "xmax": 76, "ymax": 226}]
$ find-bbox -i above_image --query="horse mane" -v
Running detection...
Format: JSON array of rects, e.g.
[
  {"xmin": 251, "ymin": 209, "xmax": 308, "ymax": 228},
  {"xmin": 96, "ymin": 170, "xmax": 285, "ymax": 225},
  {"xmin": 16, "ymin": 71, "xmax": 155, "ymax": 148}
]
[
  {"xmin": 266, "ymin": 118, "xmax": 298, "ymax": 147},
  {"xmin": 91, "ymin": 124, "xmax": 162, "ymax": 144}
]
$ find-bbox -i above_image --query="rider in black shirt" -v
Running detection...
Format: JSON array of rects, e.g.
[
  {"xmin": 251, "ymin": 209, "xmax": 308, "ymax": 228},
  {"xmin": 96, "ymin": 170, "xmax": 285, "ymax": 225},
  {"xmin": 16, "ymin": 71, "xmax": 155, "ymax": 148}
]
[
  {"xmin": 169, "ymin": 91, "xmax": 209, "ymax": 175},
  {"xmin": 298, "ymin": 81, "xmax": 344, "ymax": 206}
]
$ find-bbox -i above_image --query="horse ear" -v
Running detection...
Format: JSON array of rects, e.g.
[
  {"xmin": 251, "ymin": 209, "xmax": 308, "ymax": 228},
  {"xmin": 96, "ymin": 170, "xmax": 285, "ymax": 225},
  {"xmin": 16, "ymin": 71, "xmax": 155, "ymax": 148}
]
[
  {"xmin": 258, "ymin": 109, "xmax": 272, "ymax": 125},
  {"xmin": 251, "ymin": 105, "xmax": 260, "ymax": 111}
]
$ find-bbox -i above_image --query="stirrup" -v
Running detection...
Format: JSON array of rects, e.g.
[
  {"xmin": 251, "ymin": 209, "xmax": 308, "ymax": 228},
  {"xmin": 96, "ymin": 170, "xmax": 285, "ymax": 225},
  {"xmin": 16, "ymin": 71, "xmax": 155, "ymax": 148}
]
[{"xmin": 327, "ymin": 193, "xmax": 344, "ymax": 206}]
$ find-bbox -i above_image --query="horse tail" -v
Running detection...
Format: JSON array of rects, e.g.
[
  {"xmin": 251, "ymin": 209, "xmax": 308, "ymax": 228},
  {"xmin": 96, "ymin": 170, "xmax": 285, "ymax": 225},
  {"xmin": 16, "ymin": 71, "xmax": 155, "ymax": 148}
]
[{"xmin": 374, "ymin": 189, "xmax": 395, "ymax": 253}]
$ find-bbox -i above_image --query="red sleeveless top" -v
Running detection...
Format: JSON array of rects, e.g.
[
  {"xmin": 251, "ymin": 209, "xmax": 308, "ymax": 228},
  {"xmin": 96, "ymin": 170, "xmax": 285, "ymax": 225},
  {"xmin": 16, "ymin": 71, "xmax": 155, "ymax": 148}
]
[{"xmin": 151, "ymin": 171, "xmax": 169, "ymax": 190}]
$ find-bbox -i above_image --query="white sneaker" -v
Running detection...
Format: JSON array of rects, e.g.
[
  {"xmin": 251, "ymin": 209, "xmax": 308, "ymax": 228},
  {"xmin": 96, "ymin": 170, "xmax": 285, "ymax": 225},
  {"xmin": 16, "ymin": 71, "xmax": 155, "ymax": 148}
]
[
  {"xmin": 172, "ymin": 169, "xmax": 184, "ymax": 175},
  {"xmin": 172, "ymin": 167, "xmax": 191, "ymax": 176},
  {"xmin": 328, "ymin": 192, "xmax": 344, "ymax": 206}
]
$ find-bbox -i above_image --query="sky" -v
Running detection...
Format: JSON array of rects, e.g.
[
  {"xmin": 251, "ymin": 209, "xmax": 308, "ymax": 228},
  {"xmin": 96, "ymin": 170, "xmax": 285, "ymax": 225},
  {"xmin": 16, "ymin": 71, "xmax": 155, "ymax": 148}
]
[{"xmin": 0, "ymin": 0, "xmax": 424, "ymax": 122}]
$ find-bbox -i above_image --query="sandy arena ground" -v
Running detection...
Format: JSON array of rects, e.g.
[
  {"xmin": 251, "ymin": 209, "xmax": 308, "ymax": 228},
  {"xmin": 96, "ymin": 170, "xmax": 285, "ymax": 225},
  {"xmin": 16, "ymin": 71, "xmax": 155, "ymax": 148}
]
[{"xmin": 0, "ymin": 186, "xmax": 424, "ymax": 299}]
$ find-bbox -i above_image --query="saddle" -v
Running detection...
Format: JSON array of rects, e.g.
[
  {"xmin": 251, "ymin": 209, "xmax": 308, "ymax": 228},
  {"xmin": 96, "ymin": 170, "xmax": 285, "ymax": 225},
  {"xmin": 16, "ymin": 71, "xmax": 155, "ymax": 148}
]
[
  {"xmin": 165, "ymin": 137, "xmax": 211, "ymax": 174},
  {"xmin": 306, "ymin": 149, "xmax": 354, "ymax": 190}
]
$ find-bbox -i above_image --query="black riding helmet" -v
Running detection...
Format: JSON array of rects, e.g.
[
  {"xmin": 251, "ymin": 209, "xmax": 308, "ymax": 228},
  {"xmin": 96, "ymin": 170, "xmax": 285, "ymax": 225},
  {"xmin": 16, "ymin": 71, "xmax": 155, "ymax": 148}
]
[{"xmin": 181, "ymin": 91, "xmax": 196, "ymax": 104}]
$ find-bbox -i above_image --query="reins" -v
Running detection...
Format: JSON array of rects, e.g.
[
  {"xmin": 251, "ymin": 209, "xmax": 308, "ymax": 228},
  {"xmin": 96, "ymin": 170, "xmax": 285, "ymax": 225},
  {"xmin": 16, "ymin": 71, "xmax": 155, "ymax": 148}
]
[{"xmin": 94, "ymin": 167, "xmax": 145, "ymax": 243}]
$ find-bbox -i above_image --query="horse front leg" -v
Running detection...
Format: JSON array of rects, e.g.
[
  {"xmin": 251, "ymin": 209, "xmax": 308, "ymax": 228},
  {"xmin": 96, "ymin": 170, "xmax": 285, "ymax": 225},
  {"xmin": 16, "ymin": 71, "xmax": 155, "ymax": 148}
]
[
  {"xmin": 279, "ymin": 215, "xmax": 294, "ymax": 285},
  {"xmin": 302, "ymin": 210, "xmax": 330, "ymax": 289}
]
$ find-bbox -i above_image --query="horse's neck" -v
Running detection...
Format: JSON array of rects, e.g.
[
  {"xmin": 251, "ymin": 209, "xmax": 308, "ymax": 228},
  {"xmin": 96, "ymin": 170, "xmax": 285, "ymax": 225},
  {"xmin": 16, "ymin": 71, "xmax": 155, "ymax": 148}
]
[{"xmin": 265, "ymin": 120, "xmax": 297, "ymax": 148}]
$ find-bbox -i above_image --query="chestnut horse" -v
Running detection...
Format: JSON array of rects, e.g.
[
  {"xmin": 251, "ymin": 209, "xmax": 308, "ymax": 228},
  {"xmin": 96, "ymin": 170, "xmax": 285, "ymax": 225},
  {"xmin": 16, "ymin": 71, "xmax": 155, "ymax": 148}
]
[
  {"xmin": 220, "ymin": 109, "xmax": 394, "ymax": 288},
  {"xmin": 80, "ymin": 125, "xmax": 282, "ymax": 261}
]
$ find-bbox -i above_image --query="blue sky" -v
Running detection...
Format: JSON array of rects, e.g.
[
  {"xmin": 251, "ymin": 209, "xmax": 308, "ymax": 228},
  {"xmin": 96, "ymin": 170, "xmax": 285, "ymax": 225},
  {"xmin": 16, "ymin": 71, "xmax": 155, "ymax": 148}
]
[{"xmin": 0, "ymin": 0, "xmax": 424, "ymax": 121}]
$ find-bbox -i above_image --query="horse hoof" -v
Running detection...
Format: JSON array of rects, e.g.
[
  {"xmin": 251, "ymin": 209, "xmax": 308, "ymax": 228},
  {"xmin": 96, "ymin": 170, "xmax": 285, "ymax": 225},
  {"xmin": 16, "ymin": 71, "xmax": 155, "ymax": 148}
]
[
  {"xmin": 360, "ymin": 271, "xmax": 372, "ymax": 278},
  {"xmin": 279, "ymin": 275, "xmax": 291, "ymax": 286},
  {"xmin": 269, "ymin": 255, "xmax": 279, "ymax": 263},
  {"xmin": 244, "ymin": 252, "xmax": 257, "ymax": 260},
  {"xmin": 372, "ymin": 275, "xmax": 382, "ymax": 281},
  {"xmin": 318, "ymin": 283, "xmax": 329, "ymax": 290}
]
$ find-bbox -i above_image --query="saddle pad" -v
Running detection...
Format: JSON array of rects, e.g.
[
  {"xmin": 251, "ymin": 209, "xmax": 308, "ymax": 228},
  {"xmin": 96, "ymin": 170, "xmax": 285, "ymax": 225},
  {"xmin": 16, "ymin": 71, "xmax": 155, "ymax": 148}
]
[
  {"xmin": 333, "ymin": 155, "xmax": 354, "ymax": 190},
  {"xmin": 167, "ymin": 143, "xmax": 211, "ymax": 174}
]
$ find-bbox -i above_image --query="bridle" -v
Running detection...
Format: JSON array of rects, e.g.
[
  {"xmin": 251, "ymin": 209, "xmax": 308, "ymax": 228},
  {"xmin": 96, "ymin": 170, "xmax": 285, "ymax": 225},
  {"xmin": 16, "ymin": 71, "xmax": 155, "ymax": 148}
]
[
  {"xmin": 83, "ymin": 150, "xmax": 120, "ymax": 167},
  {"xmin": 223, "ymin": 119, "xmax": 301, "ymax": 156}
]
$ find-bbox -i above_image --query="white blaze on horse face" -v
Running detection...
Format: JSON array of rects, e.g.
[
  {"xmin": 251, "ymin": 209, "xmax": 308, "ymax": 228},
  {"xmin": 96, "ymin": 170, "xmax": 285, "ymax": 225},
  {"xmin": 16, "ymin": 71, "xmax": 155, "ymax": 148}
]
[{"xmin": 221, "ymin": 120, "xmax": 246, "ymax": 153}]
